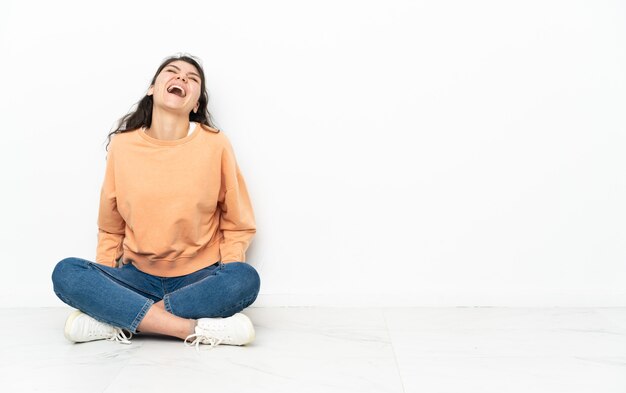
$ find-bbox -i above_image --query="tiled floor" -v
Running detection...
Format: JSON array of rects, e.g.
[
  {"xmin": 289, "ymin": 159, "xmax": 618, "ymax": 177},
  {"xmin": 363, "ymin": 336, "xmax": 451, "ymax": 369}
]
[{"xmin": 0, "ymin": 307, "xmax": 624, "ymax": 392}]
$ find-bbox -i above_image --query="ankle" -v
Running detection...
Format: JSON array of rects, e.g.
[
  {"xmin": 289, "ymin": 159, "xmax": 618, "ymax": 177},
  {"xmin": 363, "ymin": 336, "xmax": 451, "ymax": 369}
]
[{"xmin": 188, "ymin": 319, "xmax": 198, "ymax": 336}]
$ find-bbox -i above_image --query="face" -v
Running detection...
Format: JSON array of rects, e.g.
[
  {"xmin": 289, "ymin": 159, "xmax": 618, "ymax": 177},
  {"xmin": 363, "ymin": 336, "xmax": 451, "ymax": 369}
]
[{"xmin": 147, "ymin": 60, "xmax": 202, "ymax": 115}]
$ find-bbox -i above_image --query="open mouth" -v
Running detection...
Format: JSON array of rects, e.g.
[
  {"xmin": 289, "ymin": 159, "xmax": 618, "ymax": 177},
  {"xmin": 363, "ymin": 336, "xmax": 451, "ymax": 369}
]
[{"xmin": 167, "ymin": 85, "xmax": 186, "ymax": 97}]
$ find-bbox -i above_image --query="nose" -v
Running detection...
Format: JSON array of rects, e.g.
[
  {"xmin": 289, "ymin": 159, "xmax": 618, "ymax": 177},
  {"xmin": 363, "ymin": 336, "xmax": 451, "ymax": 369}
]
[{"xmin": 177, "ymin": 74, "xmax": 187, "ymax": 82}]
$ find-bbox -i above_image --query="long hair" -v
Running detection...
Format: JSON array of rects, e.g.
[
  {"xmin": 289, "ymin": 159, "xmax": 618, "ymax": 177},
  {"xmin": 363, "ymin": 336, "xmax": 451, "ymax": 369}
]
[{"xmin": 104, "ymin": 53, "xmax": 218, "ymax": 151}]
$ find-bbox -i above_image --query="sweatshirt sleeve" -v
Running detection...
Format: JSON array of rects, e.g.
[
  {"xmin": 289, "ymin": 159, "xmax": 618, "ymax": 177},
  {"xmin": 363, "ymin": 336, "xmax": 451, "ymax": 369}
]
[
  {"xmin": 218, "ymin": 138, "xmax": 256, "ymax": 263},
  {"xmin": 96, "ymin": 139, "xmax": 125, "ymax": 267}
]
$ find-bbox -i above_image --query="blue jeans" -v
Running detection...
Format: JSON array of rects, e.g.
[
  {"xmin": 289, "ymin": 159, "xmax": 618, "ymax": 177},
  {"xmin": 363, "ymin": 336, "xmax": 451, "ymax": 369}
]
[{"xmin": 51, "ymin": 257, "xmax": 261, "ymax": 334}]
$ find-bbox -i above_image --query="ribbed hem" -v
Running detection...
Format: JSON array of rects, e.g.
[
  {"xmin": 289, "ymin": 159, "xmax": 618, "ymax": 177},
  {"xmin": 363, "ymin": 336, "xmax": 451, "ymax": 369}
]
[{"xmin": 123, "ymin": 237, "xmax": 222, "ymax": 277}]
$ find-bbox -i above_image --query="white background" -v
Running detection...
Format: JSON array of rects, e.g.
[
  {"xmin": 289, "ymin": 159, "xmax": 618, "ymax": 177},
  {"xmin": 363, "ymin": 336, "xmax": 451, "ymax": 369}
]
[{"xmin": 0, "ymin": 0, "xmax": 624, "ymax": 307}]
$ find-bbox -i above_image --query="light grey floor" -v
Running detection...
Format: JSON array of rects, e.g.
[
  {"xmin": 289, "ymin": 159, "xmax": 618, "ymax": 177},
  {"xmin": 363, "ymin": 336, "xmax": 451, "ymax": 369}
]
[{"xmin": 0, "ymin": 307, "xmax": 624, "ymax": 392}]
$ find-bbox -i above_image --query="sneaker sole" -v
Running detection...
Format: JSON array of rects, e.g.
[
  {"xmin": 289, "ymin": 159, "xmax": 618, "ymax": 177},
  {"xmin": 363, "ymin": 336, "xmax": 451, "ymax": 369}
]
[
  {"xmin": 63, "ymin": 309, "xmax": 84, "ymax": 343},
  {"xmin": 234, "ymin": 313, "xmax": 256, "ymax": 345}
]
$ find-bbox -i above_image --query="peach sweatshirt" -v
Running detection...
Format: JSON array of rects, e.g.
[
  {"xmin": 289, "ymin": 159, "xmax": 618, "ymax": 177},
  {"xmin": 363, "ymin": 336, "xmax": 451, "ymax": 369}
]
[{"xmin": 96, "ymin": 123, "xmax": 256, "ymax": 277}]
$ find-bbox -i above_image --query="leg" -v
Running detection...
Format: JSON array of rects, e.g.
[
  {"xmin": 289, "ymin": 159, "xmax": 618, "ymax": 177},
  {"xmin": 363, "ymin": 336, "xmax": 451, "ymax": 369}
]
[
  {"xmin": 136, "ymin": 300, "xmax": 197, "ymax": 340},
  {"xmin": 163, "ymin": 262, "xmax": 261, "ymax": 319},
  {"xmin": 53, "ymin": 258, "xmax": 211, "ymax": 341},
  {"xmin": 52, "ymin": 257, "xmax": 154, "ymax": 333},
  {"xmin": 132, "ymin": 262, "xmax": 261, "ymax": 341},
  {"xmin": 166, "ymin": 262, "xmax": 261, "ymax": 347}
]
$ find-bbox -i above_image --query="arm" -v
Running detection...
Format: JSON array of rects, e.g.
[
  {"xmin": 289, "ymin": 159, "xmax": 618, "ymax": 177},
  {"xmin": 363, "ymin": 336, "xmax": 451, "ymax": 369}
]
[
  {"xmin": 95, "ymin": 140, "xmax": 125, "ymax": 267},
  {"xmin": 218, "ymin": 138, "xmax": 256, "ymax": 263}
]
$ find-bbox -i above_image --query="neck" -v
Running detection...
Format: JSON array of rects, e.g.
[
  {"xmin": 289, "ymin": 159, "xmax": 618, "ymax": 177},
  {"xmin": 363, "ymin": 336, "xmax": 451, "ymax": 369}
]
[{"xmin": 146, "ymin": 109, "xmax": 190, "ymax": 140}]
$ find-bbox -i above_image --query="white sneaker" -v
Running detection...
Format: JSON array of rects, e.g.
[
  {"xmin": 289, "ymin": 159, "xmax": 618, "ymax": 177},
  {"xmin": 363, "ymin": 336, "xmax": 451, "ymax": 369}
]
[
  {"xmin": 184, "ymin": 313, "xmax": 255, "ymax": 350},
  {"xmin": 64, "ymin": 310, "xmax": 132, "ymax": 344}
]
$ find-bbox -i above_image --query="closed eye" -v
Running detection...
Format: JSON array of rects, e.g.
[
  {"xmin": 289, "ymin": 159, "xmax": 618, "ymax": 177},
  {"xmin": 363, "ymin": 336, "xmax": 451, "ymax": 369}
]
[{"xmin": 164, "ymin": 67, "xmax": 200, "ymax": 83}]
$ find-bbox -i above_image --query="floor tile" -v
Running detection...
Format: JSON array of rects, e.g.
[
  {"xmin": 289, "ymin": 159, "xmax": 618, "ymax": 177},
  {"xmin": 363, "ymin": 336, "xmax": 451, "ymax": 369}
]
[{"xmin": 1, "ymin": 307, "xmax": 624, "ymax": 393}]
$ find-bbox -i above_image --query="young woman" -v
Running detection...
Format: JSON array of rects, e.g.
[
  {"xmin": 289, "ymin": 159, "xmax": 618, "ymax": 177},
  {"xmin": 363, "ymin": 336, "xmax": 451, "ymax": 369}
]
[{"xmin": 51, "ymin": 53, "xmax": 260, "ymax": 350}]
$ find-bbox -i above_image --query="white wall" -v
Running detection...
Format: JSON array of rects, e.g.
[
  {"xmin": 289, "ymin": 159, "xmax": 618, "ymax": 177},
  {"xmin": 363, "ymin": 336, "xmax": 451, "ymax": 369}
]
[{"xmin": 0, "ymin": 0, "xmax": 624, "ymax": 307}]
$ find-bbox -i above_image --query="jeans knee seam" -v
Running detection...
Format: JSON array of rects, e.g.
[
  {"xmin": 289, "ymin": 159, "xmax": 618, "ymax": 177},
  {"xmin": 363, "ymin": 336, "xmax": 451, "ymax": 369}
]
[{"xmin": 164, "ymin": 294, "xmax": 173, "ymax": 314}]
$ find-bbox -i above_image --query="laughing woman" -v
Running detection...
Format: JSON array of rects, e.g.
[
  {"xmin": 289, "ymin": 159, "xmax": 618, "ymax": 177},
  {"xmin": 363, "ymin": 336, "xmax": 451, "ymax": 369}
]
[{"xmin": 51, "ymin": 53, "xmax": 260, "ymax": 350}]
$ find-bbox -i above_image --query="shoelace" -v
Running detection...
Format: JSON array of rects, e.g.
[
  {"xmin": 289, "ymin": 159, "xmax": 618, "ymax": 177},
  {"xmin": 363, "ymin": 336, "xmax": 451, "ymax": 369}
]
[
  {"xmin": 108, "ymin": 329, "xmax": 133, "ymax": 345},
  {"xmin": 86, "ymin": 322, "xmax": 133, "ymax": 345},
  {"xmin": 184, "ymin": 333, "xmax": 223, "ymax": 351}
]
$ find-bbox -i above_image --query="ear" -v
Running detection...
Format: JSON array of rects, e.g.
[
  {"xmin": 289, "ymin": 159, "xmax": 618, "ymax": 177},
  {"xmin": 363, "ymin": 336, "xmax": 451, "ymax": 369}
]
[
  {"xmin": 147, "ymin": 85, "xmax": 154, "ymax": 96},
  {"xmin": 193, "ymin": 102, "xmax": 199, "ymax": 113}
]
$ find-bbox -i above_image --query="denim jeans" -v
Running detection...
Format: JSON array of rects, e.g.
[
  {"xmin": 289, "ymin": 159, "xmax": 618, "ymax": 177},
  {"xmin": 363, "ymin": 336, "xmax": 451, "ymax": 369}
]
[{"xmin": 51, "ymin": 257, "xmax": 261, "ymax": 334}]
